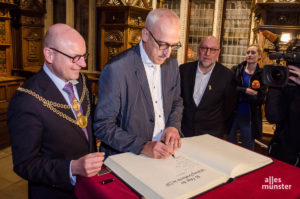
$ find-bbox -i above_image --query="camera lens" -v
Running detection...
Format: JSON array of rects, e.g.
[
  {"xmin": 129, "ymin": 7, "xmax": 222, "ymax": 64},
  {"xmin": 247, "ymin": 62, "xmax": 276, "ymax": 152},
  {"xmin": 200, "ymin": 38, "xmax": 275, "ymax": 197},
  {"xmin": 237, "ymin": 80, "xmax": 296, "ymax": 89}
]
[
  {"xmin": 270, "ymin": 69, "xmax": 285, "ymax": 83},
  {"xmin": 263, "ymin": 65, "xmax": 288, "ymax": 88},
  {"xmin": 265, "ymin": 65, "xmax": 288, "ymax": 87}
]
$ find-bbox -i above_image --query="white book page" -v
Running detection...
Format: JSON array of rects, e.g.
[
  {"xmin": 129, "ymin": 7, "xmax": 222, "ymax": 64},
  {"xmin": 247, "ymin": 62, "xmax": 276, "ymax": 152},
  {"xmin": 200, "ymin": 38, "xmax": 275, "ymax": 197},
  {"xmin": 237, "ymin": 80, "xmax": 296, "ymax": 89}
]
[
  {"xmin": 179, "ymin": 134, "xmax": 273, "ymax": 177},
  {"xmin": 105, "ymin": 152, "xmax": 228, "ymax": 199}
]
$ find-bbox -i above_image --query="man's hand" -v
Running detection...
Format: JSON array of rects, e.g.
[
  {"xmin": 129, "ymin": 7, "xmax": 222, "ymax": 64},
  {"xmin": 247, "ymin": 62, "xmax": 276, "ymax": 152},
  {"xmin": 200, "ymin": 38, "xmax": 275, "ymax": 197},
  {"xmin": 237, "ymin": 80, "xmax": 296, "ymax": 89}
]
[
  {"xmin": 161, "ymin": 127, "xmax": 181, "ymax": 152},
  {"xmin": 245, "ymin": 88, "xmax": 258, "ymax": 96},
  {"xmin": 140, "ymin": 141, "xmax": 171, "ymax": 159},
  {"xmin": 71, "ymin": 152, "xmax": 105, "ymax": 177},
  {"xmin": 288, "ymin": 65, "xmax": 300, "ymax": 86}
]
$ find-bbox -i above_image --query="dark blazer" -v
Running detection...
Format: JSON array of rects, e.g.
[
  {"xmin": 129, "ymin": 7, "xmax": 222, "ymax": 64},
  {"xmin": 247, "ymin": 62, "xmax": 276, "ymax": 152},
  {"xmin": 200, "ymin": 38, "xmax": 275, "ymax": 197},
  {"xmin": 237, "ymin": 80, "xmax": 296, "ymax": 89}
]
[
  {"xmin": 231, "ymin": 61, "xmax": 267, "ymax": 139},
  {"xmin": 7, "ymin": 69, "xmax": 96, "ymax": 199},
  {"xmin": 93, "ymin": 45, "xmax": 183, "ymax": 157},
  {"xmin": 180, "ymin": 61, "xmax": 236, "ymax": 137}
]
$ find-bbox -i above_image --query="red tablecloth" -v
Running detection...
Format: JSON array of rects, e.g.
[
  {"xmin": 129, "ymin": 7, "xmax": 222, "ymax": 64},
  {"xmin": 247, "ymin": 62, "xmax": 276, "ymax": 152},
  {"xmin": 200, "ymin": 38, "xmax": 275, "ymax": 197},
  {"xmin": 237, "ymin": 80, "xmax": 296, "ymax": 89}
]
[{"xmin": 75, "ymin": 158, "xmax": 300, "ymax": 199}]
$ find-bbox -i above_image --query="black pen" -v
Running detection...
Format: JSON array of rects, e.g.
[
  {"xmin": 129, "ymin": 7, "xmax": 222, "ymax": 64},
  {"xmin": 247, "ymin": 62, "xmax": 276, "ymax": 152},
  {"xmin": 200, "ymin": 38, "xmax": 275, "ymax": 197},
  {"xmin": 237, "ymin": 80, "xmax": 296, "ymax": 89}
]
[
  {"xmin": 160, "ymin": 140, "xmax": 175, "ymax": 158},
  {"xmin": 101, "ymin": 178, "xmax": 114, "ymax": 184}
]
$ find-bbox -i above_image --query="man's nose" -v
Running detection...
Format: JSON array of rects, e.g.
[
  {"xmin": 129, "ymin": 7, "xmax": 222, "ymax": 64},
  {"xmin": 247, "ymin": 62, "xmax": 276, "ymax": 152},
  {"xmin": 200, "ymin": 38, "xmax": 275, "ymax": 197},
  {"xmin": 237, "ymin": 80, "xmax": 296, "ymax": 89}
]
[
  {"xmin": 163, "ymin": 46, "xmax": 172, "ymax": 58},
  {"xmin": 205, "ymin": 49, "xmax": 211, "ymax": 55},
  {"xmin": 77, "ymin": 57, "xmax": 87, "ymax": 68}
]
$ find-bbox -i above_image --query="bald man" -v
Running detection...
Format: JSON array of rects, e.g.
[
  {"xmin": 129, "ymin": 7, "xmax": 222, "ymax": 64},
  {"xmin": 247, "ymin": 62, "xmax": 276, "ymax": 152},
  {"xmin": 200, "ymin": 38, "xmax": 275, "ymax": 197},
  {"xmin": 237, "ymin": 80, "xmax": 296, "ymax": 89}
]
[
  {"xmin": 94, "ymin": 8, "xmax": 183, "ymax": 159},
  {"xmin": 8, "ymin": 24, "xmax": 104, "ymax": 199},
  {"xmin": 180, "ymin": 36, "xmax": 236, "ymax": 138}
]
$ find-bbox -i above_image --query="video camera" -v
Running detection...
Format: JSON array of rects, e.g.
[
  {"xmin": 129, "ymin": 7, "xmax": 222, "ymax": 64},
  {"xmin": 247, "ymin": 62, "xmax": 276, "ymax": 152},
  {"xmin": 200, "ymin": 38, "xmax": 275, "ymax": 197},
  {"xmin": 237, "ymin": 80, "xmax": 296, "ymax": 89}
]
[{"xmin": 262, "ymin": 34, "xmax": 300, "ymax": 88}]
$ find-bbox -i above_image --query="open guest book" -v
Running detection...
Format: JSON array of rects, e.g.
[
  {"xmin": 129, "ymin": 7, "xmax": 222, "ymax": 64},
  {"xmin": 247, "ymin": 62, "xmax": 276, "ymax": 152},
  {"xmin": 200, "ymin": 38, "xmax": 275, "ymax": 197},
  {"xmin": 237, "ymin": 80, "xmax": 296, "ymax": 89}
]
[{"xmin": 104, "ymin": 134, "xmax": 273, "ymax": 199}]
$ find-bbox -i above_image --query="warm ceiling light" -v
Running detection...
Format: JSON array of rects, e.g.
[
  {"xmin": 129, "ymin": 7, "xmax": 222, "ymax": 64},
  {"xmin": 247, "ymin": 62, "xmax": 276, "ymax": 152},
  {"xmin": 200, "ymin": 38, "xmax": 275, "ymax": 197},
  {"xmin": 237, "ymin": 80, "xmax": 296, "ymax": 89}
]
[{"xmin": 280, "ymin": 33, "xmax": 292, "ymax": 43}]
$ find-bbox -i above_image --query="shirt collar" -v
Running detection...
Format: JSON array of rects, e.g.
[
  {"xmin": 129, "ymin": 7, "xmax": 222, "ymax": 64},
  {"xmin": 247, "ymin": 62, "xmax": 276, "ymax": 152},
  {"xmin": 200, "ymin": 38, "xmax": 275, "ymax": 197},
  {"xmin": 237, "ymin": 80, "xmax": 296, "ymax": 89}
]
[
  {"xmin": 139, "ymin": 41, "xmax": 160, "ymax": 68},
  {"xmin": 43, "ymin": 64, "xmax": 79, "ymax": 91}
]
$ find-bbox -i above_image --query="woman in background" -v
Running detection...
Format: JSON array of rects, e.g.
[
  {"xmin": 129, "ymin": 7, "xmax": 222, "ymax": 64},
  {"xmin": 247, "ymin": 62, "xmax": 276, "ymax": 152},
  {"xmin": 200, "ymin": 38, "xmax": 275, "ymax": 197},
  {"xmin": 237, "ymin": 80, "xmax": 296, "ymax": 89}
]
[{"xmin": 228, "ymin": 44, "xmax": 267, "ymax": 150}]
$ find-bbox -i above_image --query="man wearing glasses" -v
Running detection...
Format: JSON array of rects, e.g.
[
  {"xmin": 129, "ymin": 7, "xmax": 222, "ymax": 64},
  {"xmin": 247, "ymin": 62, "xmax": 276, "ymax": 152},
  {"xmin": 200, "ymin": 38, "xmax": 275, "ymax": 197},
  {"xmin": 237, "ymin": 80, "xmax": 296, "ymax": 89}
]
[
  {"xmin": 8, "ymin": 23, "xmax": 104, "ymax": 198},
  {"xmin": 180, "ymin": 36, "xmax": 236, "ymax": 138},
  {"xmin": 94, "ymin": 8, "xmax": 183, "ymax": 159}
]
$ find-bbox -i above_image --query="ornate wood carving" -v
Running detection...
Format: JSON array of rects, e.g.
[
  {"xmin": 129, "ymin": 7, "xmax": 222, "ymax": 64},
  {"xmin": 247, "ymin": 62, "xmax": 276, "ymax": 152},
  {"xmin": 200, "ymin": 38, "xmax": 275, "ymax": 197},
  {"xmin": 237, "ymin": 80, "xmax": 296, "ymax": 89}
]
[
  {"xmin": 25, "ymin": 30, "xmax": 42, "ymax": 62},
  {"xmin": 105, "ymin": 30, "xmax": 124, "ymax": 44},
  {"xmin": 254, "ymin": 2, "xmax": 300, "ymax": 31},
  {"xmin": 0, "ymin": 2, "xmax": 16, "ymax": 76},
  {"xmin": 97, "ymin": 4, "xmax": 151, "ymax": 70},
  {"xmin": 11, "ymin": 0, "xmax": 44, "ymax": 71},
  {"xmin": 0, "ymin": 21, "xmax": 6, "ymax": 44},
  {"xmin": 19, "ymin": 0, "xmax": 44, "ymax": 15},
  {"xmin": 129, "ymin": 28, "xmax": 142, "ymax": 44},
  {"xmin": 21, "ymin": 15, "xmax": 43, "ymax": 25},
  {"xmin": 99, "ymin": 0, "xmax": 151, "ymax": 8},
  {"xmin": 129, "ymin": 14, "xmax": 146, "ymax": 26},
  {"xmin": 0, "ymin": 47, "xmax": 7, "ymax": 73},
  {"xmin": 107, "ymin": 47, "xmax": 121, "ymax": 60}
]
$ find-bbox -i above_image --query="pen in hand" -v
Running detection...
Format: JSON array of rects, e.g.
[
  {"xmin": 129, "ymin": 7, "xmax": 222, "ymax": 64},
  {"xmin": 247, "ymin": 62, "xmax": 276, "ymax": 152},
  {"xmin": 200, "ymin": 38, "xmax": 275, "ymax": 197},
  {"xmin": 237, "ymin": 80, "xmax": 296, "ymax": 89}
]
[{"xmin": 160, "ymin": 140, "xmax": 175, "ymax": 158}]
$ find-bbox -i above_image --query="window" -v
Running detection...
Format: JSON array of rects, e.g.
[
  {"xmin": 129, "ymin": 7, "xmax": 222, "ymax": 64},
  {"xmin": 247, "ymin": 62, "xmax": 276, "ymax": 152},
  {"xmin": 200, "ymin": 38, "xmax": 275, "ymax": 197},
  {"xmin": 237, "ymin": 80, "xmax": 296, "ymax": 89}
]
[
  {"xmin": 187, "ymin": 0, "xmax": 215, "ymax": 62},
  {"xmin": 157, "ymin": 0, "xmax": 253, "ymax": 66},
  {"xmin": 220, "ymin": 0, "xmax": 252, "ymax": 68},
  {"xmin": 157, "ymin": 0, "xmax": 181, "ymax": 59}
]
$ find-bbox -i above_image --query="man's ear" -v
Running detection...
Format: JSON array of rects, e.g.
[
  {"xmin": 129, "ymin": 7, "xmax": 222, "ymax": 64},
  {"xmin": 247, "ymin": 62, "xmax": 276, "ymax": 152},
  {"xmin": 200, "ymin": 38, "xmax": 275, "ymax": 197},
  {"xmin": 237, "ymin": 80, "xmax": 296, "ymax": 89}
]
[
  {"xmin": 43, "ymin": 47, "xmax": 53, "ymax": 63},
  {"xmin": 141, "ymin": 28, "xmax": 149, "ymax": 42}
]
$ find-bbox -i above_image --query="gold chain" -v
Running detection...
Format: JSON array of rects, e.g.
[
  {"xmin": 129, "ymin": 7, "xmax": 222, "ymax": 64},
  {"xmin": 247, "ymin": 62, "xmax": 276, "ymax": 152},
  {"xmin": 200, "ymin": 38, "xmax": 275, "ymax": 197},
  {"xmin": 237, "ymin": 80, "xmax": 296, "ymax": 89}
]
[
  {"xmin": 17, "ymin": 74, "xmax": 91, "ymax": 128},
  {"xmin": 18, "ymin": 75, "xmax": 87, "ymax": 109}
]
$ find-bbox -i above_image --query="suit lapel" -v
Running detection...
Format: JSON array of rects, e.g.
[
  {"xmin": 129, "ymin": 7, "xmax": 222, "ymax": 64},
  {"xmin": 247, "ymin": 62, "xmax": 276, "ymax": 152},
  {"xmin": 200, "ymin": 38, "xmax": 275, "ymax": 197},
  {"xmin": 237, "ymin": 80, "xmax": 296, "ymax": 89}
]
[
  {"xmin": 39, "ymin": 70, "xmax": 89, "ymax": 143},
  {"xmin": 161, "ymin": 61, "xmax": 170, "ymax": 119},
  {"xmin": 133, "ymin": 47, "xmax": 155, "ymax": 117},
  {"xmin": 39, "ymin": 70, "xmax": 74, "ymax": 118},
  {"xmin": 189, "ymin": 62, "xmax": 198, "ymax": 108}
]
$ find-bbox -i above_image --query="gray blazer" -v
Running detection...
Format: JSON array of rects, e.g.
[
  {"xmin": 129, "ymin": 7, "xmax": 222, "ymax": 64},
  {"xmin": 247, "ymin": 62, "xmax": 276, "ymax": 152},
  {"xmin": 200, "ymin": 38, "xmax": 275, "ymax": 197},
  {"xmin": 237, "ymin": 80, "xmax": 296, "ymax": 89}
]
[{"xmin": 93, "ymin": 45, "xmax": 183, "ymax": 157}]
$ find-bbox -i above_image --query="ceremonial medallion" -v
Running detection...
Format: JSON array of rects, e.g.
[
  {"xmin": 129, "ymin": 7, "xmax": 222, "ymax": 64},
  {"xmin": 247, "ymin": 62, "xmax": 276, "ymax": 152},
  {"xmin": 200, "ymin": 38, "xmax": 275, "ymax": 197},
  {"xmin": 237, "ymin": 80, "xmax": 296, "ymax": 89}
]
[
  {"xmin": 73, "ymin": 98, "xmax": 80, "ymax": 111},
  {"xmin": 77, "ymin": 113, "xmax": 88, "ymax": 128}
]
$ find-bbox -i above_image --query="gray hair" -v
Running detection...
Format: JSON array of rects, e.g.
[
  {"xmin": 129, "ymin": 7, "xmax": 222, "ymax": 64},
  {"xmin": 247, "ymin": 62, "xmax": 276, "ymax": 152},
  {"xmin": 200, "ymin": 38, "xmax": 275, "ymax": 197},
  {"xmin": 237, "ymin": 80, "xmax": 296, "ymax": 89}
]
[{"xmin": 145, "ymin": 8, "xmax": 179, "ymax": 30}]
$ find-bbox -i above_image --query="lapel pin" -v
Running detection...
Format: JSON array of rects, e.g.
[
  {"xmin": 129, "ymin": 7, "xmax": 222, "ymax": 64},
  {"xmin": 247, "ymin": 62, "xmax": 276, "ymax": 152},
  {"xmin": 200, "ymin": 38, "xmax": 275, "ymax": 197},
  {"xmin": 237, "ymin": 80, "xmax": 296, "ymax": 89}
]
[{"xmin": 208, "ymin": 85, "xmax": 212, "ymax": 90}]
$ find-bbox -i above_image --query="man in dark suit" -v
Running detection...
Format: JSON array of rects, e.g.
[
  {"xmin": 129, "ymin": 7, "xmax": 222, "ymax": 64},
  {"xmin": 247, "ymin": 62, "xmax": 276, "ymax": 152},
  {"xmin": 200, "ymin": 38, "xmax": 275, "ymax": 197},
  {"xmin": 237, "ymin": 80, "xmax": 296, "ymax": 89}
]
[
  {"xmin": 93, "ymin": 8, "xmax": 183, "ymax": 159},
  {"xmin": 180, "ymin": 36, "xmax": 236, "ymax": 137},
  {"xmin": 7, "ymin": 24, "xmax": 104, "ymax": 199}
]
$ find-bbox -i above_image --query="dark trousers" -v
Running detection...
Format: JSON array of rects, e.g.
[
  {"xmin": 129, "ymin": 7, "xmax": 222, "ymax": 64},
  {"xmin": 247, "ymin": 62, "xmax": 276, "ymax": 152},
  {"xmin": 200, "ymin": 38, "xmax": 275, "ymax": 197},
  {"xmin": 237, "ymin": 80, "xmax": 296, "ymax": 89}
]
[{"xmin": 228, "ymin": 114, "xmax": 254, "ymax": 150}]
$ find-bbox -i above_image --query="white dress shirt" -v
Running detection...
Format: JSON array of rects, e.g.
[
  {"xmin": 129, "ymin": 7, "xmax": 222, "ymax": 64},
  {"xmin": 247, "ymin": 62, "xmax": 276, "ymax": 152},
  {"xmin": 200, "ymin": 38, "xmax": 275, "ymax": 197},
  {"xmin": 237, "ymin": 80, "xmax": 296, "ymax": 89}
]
[
  {"xmin": 193, "ymin": 62, "xmax": 214, "ymax": 106},
  {"xmin": 139, "ymin": 41, "xmax": 166, "ymax": 141}
]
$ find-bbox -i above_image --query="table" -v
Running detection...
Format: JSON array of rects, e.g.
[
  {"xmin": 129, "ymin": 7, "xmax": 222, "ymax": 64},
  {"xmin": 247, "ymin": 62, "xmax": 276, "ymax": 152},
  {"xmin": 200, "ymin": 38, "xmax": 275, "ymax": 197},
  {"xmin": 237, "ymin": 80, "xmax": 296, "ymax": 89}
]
[{"xmin": 75, "ymin": 158, "xmax": 300, "ymax": 199}]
